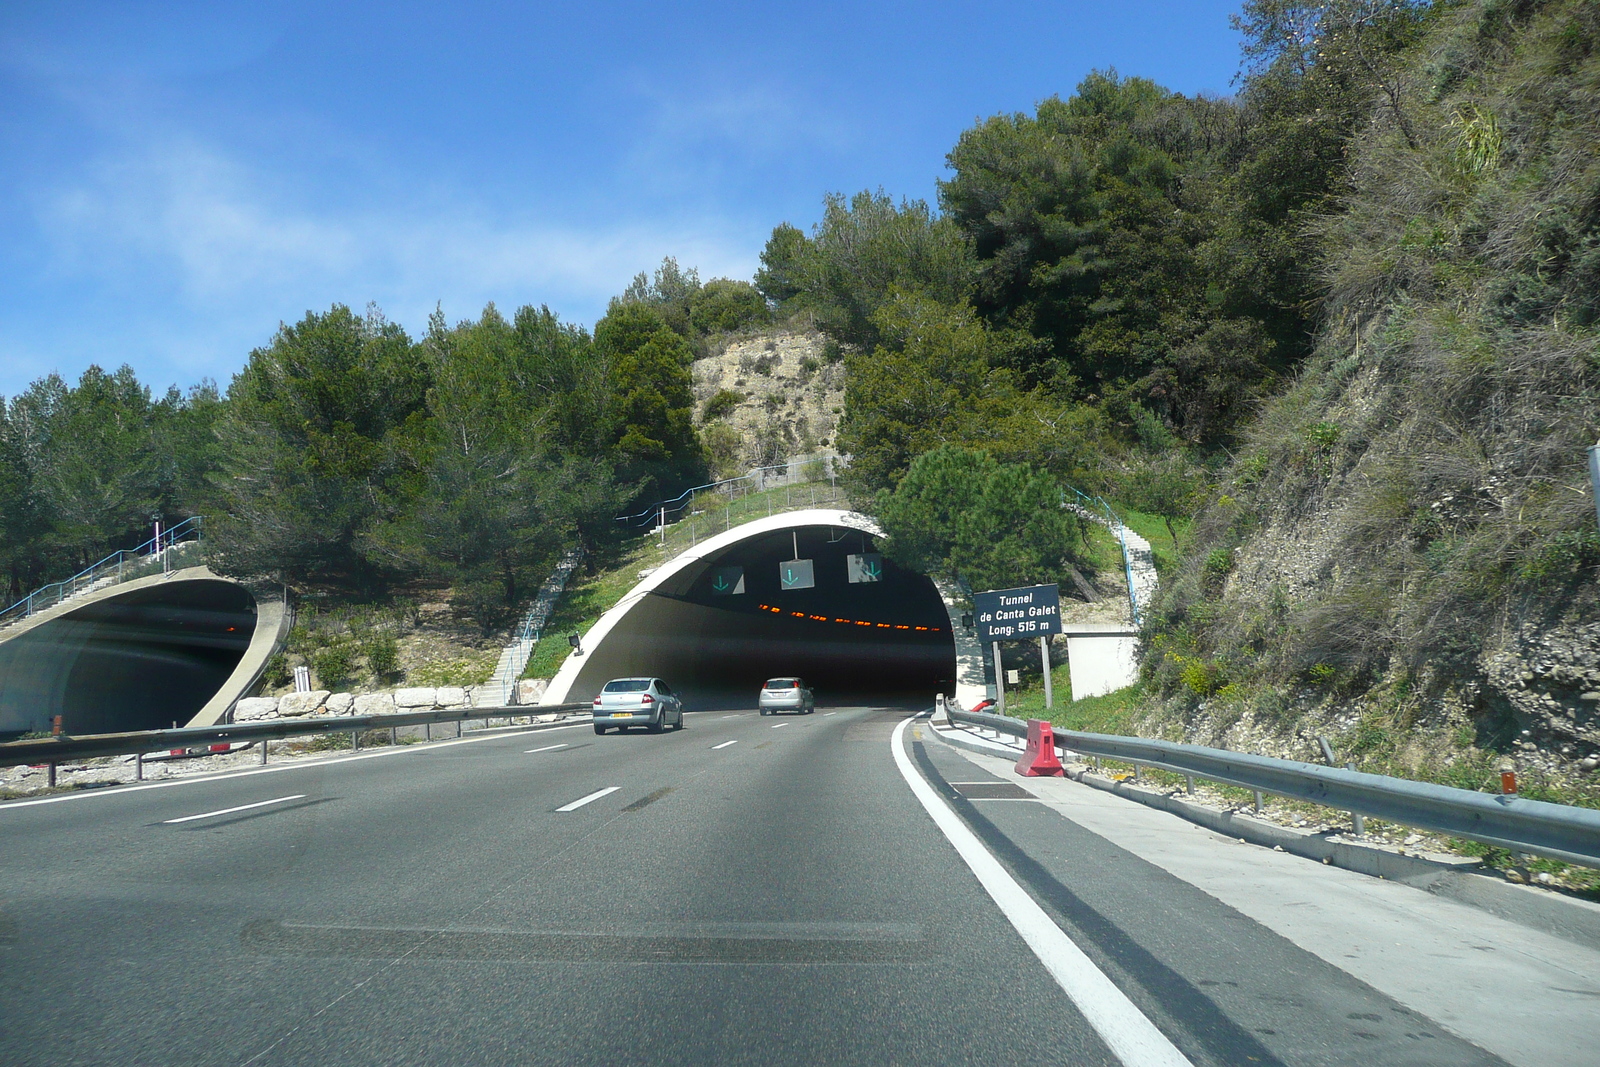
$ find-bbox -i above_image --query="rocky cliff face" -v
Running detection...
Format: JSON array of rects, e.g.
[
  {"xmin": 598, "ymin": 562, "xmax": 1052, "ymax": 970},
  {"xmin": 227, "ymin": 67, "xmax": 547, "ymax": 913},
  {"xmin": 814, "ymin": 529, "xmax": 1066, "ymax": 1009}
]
[{"xmin": 691, "ymin": 330, "xmax": 845, "ymax": 475}]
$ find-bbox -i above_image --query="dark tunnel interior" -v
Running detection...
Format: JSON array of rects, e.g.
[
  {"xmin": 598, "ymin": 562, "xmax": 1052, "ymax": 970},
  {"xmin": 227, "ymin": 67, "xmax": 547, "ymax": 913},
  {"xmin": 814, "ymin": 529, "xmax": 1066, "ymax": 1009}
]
[
  {"xmin": 0, "ymin": 580, "xmax": 257, "ymax": 738},
  {"xmin": 571, "ymin": 525, "xmax": 955, "ymax": 706}
]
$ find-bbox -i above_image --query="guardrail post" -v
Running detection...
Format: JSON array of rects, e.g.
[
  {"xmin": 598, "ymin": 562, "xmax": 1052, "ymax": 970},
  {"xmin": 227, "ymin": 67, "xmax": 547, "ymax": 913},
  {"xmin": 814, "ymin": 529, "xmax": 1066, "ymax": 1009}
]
[
  {"xmin": 260, "ymin": 739, "xmax": 268, "ymax": 765},
  {"xmin": 1253, "ymin": 791, "xmax": 1264, "ymax": 812},
  {"xmin": 1185, "ymin": 775, "xmax": 1195, "ymax": 795},
  {"xmin": 390, "ymin": 726, "xmax": 397, "ymax": 746},
  {"xmin": 135, "ymin": 752, "xmax": 143, "ymax": 781},
  {"xmin": 351, "ymin": 729, "xmax": 359, "ymax": 751},
  {"xmin": 425, "ymin": 722, "xmax": 431, "ymax": 742},
  {"xmin": 47, "ymin": 761, "xmax": 56, "ymax": 788},
  {"xmin": 1317, "ymin": 735, "xmax": 1364, "ymax": 836}
]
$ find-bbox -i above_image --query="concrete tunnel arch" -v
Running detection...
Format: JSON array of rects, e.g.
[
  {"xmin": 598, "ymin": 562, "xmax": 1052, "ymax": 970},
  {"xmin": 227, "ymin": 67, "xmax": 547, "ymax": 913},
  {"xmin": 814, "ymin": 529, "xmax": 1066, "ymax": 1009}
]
[
  {"xmin": 0, "ymin": 566, "xmax": 289, "ymax": 738},
  {"xmin": 541, "ymin": 509, "xmax": 970, "ymax": 707}
]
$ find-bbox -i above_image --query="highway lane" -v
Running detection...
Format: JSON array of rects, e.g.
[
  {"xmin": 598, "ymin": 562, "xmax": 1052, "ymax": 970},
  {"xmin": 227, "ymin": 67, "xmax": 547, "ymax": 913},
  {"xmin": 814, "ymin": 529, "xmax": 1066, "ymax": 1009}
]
[
  {"xmin": 0, "ymin": 706, "xmax": 1117, "ymax": 1066},
  {"xmin": 0, "ymin": 704, "xmax": 1520, "ymax": 1066}
]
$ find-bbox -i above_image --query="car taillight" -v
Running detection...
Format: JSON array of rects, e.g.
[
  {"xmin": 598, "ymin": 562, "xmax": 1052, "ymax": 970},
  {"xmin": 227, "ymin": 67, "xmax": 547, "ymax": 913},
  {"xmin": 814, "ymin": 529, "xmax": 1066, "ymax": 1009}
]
[
  {"xmin": 639, "ymin": 694, "xmax": 654, "ymax": 704},
  {"xmin": 593, "ymin": 697, "xmax": 602, "ymax": 706}
]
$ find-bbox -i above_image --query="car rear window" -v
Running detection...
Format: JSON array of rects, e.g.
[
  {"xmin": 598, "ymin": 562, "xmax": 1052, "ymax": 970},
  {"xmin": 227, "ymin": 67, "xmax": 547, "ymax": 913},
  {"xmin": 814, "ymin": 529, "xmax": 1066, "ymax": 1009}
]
[
  {"xmin": 764, "ymin": 679, "xmax": 797, "ymax": 689},
  {"xmin": 603, "ymin": 679, "xmax": 651, "ymax": 692}
]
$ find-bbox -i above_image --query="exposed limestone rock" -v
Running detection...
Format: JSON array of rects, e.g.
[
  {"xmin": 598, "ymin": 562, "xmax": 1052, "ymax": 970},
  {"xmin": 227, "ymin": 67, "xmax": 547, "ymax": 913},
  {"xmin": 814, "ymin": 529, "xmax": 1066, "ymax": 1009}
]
[
  {"xmin": 234, "ymin": 697, "xmax": 279, "ymax": 721},
  {"xmin": 324, "ymin": 692, "xmax": 355, "ymax": 716},
  {"xmin": 353, "ymin": 693, "xmax": 396, "ymax": 716},
  {"xmin": 394, "ymin": 687, "xmax": 437, "ymax": 708},
  {"xmin": 278, "ymin": 691, "xmax": 329, "ymax": 717}
]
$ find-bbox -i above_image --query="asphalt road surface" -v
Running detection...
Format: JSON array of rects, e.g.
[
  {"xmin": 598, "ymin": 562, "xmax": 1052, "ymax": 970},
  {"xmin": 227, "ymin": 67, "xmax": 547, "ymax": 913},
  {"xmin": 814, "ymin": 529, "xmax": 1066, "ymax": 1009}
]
[{"xmin": 0, "ymin": 705, "xmax": 1532, "ymax": 1065}]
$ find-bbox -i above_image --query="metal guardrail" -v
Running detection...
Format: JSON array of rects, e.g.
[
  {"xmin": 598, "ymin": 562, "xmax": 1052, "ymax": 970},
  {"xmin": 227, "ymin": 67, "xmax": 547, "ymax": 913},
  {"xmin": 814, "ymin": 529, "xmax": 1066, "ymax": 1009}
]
[
  {"xmin": 0, "ymin": 516, "xmax": 205, "ymax": 629},
  {"xmin": 948, "ymin": 709, "xmax": 1600, "ymax": 869},
  {"xmin": 0, "ymin": 703, "xmax": 591, "ymax": 776}
]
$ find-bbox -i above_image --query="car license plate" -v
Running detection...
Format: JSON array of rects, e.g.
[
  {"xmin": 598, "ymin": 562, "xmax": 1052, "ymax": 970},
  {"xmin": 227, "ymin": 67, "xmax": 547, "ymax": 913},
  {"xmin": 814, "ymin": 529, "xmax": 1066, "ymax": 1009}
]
[{"xmin": 609, "ymin": 711, "xmax": 629, "ymax": 718}]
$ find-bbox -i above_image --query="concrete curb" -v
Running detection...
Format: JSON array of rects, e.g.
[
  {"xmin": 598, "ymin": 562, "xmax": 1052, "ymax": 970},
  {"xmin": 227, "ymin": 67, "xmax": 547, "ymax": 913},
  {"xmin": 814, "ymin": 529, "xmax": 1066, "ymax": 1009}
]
[{"xmin": 929, "ymin": 723, "xmax": 1600, "ymax": 954}]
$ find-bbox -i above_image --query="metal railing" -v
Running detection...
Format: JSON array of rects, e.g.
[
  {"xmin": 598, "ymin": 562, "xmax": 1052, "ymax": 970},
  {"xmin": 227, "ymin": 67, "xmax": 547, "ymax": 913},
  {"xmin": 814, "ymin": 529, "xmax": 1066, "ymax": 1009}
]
[
  {"xmin": 947, "ymin": 708, "xmax": 1600, "ymax": 869},
  {"xmin": 0, "ymin": 703, "xmax": 592, "ymax": 784},
  {"xmin": 0, "ymin": 516, "xmax": 205, "ymax": 630},
  {"xmin": 1064, "ymin": 486, "xmax": 1141, "ymax": 625},
  {"xmin": 616, "ymin": 456, "xmax": 842, "ymax": 531}
]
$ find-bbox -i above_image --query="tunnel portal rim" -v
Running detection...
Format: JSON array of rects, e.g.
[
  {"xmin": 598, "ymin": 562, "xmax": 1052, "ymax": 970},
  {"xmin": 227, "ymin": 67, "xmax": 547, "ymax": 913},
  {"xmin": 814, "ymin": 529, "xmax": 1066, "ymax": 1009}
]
[{"xmin": 540, "ymin": 508, "xmax": 954, "ymax": 705}]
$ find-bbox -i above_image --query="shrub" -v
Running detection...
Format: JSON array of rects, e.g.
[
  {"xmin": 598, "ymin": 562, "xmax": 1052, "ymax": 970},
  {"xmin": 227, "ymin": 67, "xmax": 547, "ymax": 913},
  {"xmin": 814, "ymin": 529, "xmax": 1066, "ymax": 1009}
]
[
  {"xmin": 311, "ymin": 641, "xmax": 358, "ymax": 688},
  {"xmin": 363, "ymin": 633, "xmax": 400, "ymax": 680},
  {"xmin": 702, "ymin": 389, "xmax": 743, "ymax": 421}
]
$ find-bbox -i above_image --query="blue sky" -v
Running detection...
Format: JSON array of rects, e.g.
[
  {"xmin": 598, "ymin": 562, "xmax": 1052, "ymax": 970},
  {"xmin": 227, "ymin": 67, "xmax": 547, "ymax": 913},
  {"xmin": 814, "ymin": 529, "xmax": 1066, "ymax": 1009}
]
[{"xmin": 0, "ymin": 1, "xmax": 1246, "ymax": 398}]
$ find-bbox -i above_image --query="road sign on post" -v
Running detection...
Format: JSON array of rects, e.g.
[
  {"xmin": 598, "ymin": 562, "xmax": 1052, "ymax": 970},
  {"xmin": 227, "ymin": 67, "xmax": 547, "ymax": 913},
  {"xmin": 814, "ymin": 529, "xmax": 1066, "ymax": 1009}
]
[
  {"xmin": 708, "ymin": 566, "xmax": 745, "ymax": 595},
  {"xmin": 779, "ymin": 559, "xmax": 815, "ymax": 591},
  {"xmin": 846, "ymin": 553, "xmax": 883, "ymax": 583},
  {"xmin": 971, "ymin": 584, "xmax": 1061, "ymax": 642}
]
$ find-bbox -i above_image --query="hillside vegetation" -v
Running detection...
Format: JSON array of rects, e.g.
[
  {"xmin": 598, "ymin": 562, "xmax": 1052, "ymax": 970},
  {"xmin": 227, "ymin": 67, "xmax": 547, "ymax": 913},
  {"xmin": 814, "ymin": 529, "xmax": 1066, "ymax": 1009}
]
[{"xmin": 1146, "ymin": 0, "xmax": 1600, "ymax": 794}]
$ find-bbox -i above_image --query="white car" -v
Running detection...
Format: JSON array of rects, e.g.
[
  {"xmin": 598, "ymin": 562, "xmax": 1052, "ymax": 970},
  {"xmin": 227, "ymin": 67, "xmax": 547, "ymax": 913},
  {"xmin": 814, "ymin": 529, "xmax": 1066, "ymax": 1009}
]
[
  {"xmin": 593, "ymin": 678, "xmax": 685, "ymax": 734},
  {"xmin": 758, "ymin": 677, "xmax": 815, "ymax": 716}
]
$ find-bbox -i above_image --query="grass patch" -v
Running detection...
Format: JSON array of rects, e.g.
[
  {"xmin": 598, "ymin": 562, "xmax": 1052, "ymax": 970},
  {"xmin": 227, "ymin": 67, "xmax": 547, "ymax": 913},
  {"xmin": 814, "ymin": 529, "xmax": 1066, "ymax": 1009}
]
[{"xmin": 409, "ymin": 647, "xmax": 502, "ymax": 687}]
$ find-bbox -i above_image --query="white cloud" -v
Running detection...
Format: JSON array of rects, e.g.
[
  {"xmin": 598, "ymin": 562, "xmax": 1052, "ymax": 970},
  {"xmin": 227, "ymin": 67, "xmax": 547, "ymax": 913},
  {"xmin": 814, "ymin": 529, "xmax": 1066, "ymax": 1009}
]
[{"xmin": 37, "ymin": 135, "xmax": 760, "ymax": 328}]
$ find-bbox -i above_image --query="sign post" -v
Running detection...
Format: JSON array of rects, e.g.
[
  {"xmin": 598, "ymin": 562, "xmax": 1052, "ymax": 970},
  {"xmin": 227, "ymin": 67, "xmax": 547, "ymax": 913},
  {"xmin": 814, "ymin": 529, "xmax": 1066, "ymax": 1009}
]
[
  {"xmin": 1589, "ymin": 442, "xmax": 1600, "ymax": 532},
  {"xmin": 973, "ymin": 584, "xmax": 1062, "ymax": 714}
]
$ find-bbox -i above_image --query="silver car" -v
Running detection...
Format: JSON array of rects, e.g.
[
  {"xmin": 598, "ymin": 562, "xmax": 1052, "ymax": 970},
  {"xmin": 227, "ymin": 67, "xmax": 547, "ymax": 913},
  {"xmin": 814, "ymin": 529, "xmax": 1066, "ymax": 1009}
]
[
  {"xmin": 593, "ymin": 678, "xmax": 685, "ymax": 734},
  {"xmin": 758, "ymin": 677, "xmax": 815, "ymax": 716}
]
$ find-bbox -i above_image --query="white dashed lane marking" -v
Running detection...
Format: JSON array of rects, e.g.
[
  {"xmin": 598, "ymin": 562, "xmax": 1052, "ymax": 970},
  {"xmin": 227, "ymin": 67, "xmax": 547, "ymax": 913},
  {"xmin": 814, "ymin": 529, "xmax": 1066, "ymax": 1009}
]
[
  {"xmin": 525, "ymin": 743, "xmax": 568, "ymax": 753},
  {"xmin": 712, "ymin": 740, "xmax": 739, "ymax": 750},
  {"xmin": 163, "ymin": 795, "xmax": 306, "ymax": 824},
  {"xmin": 555, "ymin": 787, "xmax": 620, "ymax": 812}
]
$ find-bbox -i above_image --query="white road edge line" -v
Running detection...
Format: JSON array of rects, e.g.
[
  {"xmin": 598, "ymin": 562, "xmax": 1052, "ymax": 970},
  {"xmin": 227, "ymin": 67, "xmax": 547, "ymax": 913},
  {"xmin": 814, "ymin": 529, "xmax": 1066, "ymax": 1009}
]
[
  {"xmin": 163, "ymin": 794, "xmax": 307, "ymax": 824},
  {"xmin": 525, "ymin": 743, "xmax": 568, "ymax": 753},
  {"xmin": 890, "ymin": 717, "xmax": 1193, "ymax": 1067},
  {"xmin": 711, "ymin": 739, "xmax": 739, "ymax": 750},
  {"xmin": 556, "ymin": 786, "xmax": 619, "ymax": 812}
]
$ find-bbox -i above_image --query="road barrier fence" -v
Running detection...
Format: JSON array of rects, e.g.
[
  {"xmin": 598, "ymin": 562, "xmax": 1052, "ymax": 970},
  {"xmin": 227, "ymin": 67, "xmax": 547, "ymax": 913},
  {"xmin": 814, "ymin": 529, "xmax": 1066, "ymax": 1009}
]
[
  {"xmin": 0, "ymin": 703, "xmax": 592, "ymax": 787},
  {"xmin": 946, "ymin": 708, "xmax": 1600, "ymax": 869}
]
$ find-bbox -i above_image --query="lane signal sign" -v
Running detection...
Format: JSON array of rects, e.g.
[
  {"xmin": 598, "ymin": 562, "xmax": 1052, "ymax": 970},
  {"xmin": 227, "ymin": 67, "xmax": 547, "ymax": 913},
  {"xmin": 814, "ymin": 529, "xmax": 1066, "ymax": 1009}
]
[
  {"xmin": 779, "ymin": 559, "xmax": 815, "ymax": 590},
  {"xmin": 847, "ymin": 553, "xmax": 883, "ymax": 584},
  {"xmin": 709, "ymin": 566, "xmax": 745, "ymax": 595}
]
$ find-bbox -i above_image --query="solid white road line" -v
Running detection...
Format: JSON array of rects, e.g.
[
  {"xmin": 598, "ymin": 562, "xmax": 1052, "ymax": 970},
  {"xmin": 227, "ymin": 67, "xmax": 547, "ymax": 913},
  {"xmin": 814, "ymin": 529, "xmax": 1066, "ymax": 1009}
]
[
  {"xmin": 556, "ymin": 786, "xmax": 619, "ymax": 812},
  {"xmin": 890, "ymin": 717, "xmax": 1192, "ymax": 1067},
  {"xmin": 525, "ymin": 743, "xmax": 569, "ymax": 753},
  {"xmin": 771, "ymin": 722, "xmax": 788, "ymax": 729},
  {"xmin": 163, "ymin": 794, "xmax": 306, "ymax": 824},
  {"xmin": 711, "ymin": 739, "xmax": 739, "ymax": 750}
]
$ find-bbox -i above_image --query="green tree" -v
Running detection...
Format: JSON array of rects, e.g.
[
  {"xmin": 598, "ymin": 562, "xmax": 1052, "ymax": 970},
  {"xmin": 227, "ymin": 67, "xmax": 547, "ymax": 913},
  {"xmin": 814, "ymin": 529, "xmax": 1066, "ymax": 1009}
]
[
  {"xmin": 780, "ymin": 190, "xmax": 974, "ymax": 350},
  {"xmin": 877, "ymin": 444, "xmax": 1084, "ymax": 591},
  {"xmin": 593, "ymin": 302, "xmax": 706, "ymax": 500},
  {"xmin": 689, "ymin": 278, "xmax": 770, "ymax": 334},
  {"xmin": 754, "ymin": 222, "xmax": 810, "ymax": 305},
  {"xmin": 210, "ymin": 304, "xmax": 429, "ymax": 591}
]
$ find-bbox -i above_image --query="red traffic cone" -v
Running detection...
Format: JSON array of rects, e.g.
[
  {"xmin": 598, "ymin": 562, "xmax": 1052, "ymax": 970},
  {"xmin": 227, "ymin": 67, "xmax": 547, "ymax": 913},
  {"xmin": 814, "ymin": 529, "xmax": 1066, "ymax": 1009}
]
[{"xmin": 1015, "ymin": 718, "xmax": 1066, "ymax": 777}]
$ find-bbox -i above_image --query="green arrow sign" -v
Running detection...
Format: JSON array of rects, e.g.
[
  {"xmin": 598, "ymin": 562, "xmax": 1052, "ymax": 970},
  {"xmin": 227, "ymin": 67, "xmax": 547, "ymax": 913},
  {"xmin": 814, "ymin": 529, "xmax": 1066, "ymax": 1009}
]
[
  {"xmin": 847, "ymin": 553, "xmax": 883, "ymax": 584},
  {"xmin": 709, "ymin": 566, "xmax": 745, "ymax": 595},
  {"xmin": 779, "ymin": 559, "xmax": 815, "ymax": 590}
]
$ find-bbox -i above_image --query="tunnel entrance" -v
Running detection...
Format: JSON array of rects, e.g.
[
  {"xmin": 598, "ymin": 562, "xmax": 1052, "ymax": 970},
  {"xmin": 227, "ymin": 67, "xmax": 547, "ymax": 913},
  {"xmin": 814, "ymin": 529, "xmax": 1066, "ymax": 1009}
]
[
  {"xmin": 0, "ymin": 579, "xmax": 257, "ymax": 737},
  {"xmin": 553, "ymin": 517, "xmax": 955, "ymax": 706}
]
